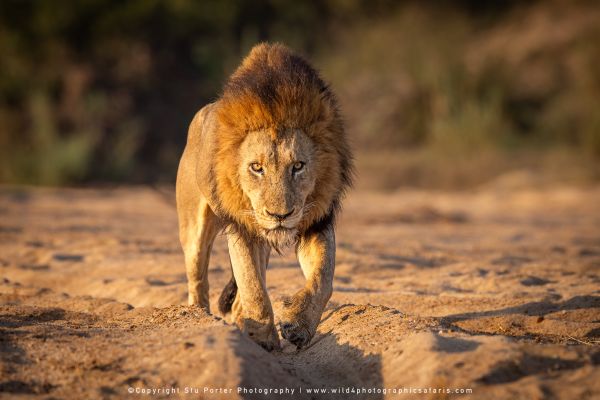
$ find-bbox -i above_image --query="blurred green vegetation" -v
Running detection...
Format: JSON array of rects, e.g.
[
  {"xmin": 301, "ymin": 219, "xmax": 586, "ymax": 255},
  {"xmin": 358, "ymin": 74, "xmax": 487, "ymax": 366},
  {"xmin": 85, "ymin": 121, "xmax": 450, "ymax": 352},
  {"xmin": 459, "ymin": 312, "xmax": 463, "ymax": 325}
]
[
  {"xmin": 317, "ymin": 1, "xmax": 600, "ymax": 188},
  {"xmin": 1, "ymin": 0, "xmax": 599, "ymax": 188}
]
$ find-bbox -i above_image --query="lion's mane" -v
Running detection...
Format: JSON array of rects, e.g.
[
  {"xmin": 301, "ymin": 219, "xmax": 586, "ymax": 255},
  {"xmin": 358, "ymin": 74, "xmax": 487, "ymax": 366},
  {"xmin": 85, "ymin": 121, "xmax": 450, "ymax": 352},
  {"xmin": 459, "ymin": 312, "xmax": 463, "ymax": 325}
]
[{"xmin": 212, "ymin": 43, "xmax": 353, "ymax": 238}]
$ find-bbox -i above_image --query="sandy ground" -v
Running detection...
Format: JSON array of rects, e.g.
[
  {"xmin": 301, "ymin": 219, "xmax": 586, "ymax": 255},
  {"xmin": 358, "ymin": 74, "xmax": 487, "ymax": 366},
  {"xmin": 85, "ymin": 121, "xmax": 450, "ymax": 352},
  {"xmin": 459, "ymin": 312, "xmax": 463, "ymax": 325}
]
[{"xmin": 1, "ymin": 180, "xmax": 599, "ymax": 399}]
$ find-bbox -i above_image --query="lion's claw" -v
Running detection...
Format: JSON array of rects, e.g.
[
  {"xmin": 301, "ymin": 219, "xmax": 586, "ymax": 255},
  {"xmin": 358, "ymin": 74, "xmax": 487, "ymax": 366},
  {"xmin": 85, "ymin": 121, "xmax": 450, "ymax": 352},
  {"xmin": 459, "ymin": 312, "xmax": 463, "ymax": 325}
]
[{"xmin": 280, "ymin": 322, "xmax": 311, "ymax": 348}]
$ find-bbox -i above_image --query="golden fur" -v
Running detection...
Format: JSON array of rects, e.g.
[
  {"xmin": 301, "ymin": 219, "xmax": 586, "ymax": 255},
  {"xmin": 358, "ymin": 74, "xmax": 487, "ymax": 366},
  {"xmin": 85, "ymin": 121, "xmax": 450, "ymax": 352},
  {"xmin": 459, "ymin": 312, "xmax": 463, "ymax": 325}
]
[{"xmin": 176, "ymin": 43, "xmax": 353, "ymax": 350}]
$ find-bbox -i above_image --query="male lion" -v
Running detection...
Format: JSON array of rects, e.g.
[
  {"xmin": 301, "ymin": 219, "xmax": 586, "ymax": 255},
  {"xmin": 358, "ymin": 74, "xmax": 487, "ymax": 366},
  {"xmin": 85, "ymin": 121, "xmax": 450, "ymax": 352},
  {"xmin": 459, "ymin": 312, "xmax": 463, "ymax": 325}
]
[{"xmin": 176, "ymin": 43, "xmax": 353, "ymax": 350}]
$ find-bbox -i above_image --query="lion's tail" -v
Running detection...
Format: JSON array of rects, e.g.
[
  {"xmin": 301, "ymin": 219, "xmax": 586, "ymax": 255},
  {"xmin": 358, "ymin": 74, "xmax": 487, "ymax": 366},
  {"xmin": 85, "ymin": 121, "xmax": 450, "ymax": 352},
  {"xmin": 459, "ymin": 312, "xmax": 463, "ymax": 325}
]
[{"xmin": 218, "ymin": 272, "xmax": 237, "ymax": 315}]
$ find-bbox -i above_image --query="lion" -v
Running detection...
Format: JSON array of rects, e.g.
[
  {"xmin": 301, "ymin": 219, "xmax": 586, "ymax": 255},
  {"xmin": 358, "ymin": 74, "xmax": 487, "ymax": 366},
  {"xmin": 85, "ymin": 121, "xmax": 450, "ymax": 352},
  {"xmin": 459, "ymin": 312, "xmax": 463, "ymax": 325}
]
[{"xmin": 176, "ymin": 43, "xmax": 353, "ymax": 351}]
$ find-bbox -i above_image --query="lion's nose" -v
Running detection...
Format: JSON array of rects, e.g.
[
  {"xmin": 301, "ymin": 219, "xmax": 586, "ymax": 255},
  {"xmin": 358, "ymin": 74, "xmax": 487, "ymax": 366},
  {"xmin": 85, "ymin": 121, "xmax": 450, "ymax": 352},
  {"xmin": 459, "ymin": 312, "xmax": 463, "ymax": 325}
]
[{"xmin": 265, "ymin": 209, "xmax": 294, "ymax": 221}]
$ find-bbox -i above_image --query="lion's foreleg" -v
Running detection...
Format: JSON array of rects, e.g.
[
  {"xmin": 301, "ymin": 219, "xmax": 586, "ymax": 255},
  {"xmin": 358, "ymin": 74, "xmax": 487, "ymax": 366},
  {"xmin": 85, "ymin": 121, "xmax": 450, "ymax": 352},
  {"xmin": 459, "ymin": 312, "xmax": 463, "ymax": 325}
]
[
  {"xmin": 227, "ymin": 231, "xmax": 279, "ymax": 351},
  {"xmin": 181, "ymin": 198, "xmax": 219, "ymax": 309},
  {"xmin": 229, "ymin": 244, "xmax": 269, "ymax": 319},
  {"xmin": 280, "ymin": 224, "xmax": 335, "ymax": 348}
]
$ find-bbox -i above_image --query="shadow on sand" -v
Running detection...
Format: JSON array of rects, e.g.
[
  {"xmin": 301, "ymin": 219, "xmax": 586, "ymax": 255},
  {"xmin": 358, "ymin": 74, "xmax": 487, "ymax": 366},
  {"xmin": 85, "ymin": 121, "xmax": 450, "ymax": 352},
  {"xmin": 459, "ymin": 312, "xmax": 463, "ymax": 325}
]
[{"xmin": 234, "ymin": 305, "xmax": 384, "ymax": 399}]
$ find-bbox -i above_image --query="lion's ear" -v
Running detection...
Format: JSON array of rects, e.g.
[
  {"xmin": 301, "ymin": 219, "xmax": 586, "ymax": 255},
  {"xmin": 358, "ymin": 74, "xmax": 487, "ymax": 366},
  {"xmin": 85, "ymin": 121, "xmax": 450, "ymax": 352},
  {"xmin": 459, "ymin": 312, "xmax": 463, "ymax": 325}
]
[{"xmin": 317, "ymin": 92, "xmax": 336, "ymax": 123}]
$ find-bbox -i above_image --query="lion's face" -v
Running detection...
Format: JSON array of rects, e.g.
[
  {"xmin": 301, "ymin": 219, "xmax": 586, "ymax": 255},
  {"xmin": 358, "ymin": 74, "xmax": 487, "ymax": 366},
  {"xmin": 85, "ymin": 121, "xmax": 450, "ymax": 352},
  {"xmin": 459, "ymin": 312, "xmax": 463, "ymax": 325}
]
[{"xmin": 237, "ymin": 129, "xmax": 317, "ymax": 246}]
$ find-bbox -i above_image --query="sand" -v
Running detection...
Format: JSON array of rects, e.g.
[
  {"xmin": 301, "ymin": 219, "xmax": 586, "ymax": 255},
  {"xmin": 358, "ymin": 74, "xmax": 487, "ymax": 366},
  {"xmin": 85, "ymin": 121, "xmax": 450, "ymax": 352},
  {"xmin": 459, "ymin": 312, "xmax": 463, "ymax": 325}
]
[{"xmin": 1, "ymin": 181, "xmax": 599, "ymax": 399}]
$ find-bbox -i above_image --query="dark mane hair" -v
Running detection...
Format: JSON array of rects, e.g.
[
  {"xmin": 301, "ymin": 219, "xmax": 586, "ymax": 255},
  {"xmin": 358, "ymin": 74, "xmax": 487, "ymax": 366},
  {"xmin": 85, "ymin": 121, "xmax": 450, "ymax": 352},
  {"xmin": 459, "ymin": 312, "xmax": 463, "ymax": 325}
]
[{"xmin": 212, "ymin": 42, "xmax": 354, "ymax": 235}]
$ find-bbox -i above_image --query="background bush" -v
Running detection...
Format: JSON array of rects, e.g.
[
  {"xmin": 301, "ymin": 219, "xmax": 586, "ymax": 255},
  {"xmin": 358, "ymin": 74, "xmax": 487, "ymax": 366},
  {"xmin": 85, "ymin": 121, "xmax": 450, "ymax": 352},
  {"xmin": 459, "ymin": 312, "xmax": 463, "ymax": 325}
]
[{"xmin": 0, "ymin": 0, "xmax": 598, "ymax": 188}]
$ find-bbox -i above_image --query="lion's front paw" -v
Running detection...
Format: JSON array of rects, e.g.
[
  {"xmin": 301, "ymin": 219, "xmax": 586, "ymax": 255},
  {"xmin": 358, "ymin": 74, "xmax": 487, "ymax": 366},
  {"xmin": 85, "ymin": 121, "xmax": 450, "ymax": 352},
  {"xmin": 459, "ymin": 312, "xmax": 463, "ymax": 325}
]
[
  {"xmin": 279, "ymin": 321, "xmax": 312, "ymax": 348},
  {"xmin": 255, "ymin": 337, "xmax": 279, "ymax": 352},
  {"xmin": 279, "ymin": 290, "xmax": 321, "ymax": 349},
  {"xmin": 252, "ymin": 325, "xmax": 281, "ymax": 352},
  {"xmin": 238, "ymin": 317, "xmax": 281, "ymax": 352}
]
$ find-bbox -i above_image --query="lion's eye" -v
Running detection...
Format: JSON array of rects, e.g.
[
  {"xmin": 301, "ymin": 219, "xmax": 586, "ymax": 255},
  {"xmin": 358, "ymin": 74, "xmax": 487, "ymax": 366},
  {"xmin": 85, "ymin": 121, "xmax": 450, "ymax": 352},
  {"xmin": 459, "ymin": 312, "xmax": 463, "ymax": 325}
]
[
  {"xmin": 292, "ymin": 161, "xmax": 305, "ymax": 174},
  {"xmin": 249, "ymin": 162, "xmax": 264, "ymax": 174}
]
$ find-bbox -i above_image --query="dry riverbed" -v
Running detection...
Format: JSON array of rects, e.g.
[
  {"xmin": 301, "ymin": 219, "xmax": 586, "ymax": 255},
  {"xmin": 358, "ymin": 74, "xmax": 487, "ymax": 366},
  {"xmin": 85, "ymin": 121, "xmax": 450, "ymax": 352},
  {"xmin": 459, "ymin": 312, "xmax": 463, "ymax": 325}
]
[{"xmin": 1, "ymin": 181, "xmax": 599, "ymax": 399}]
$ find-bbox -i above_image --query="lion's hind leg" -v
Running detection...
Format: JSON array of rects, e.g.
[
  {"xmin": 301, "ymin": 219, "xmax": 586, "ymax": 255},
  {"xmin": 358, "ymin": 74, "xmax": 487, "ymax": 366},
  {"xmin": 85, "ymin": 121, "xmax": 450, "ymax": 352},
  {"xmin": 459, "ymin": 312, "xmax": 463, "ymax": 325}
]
[{"xmin": 218, "ymin": 266, "xmax": 237, "ymax": 315}]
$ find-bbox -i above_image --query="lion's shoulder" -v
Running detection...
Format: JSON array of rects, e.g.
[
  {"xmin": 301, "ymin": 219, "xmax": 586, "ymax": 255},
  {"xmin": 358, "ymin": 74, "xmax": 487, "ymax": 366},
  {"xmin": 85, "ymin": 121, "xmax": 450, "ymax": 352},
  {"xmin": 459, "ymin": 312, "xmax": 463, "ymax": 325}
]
[
  {"xmin": 187, "ymin": 102, "xmax": 218, "ymax": 144},
  {"xmin": 177, "ymin": 102, "xmax": 222, "ymax": 212}
]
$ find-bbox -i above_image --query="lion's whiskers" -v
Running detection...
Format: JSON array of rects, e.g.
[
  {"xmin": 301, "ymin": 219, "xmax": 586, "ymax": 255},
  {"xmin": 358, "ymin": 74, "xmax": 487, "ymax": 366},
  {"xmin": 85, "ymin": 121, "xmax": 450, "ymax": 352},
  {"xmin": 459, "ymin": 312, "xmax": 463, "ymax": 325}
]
[
  {"xmin": 243, "ymin": 202, "xmax": 318, "ymax": 231},
  {"xmin": 302, "ymin": 202, "xmax": 317, "ymax": 215}
]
